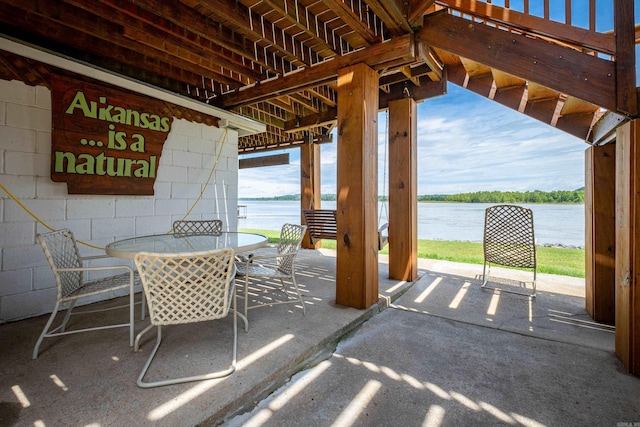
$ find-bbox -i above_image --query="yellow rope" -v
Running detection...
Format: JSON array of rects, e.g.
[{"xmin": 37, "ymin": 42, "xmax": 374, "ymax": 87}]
[{"xmin": 0, "ymin": 182, "xmax": 103, "ymax": 249}]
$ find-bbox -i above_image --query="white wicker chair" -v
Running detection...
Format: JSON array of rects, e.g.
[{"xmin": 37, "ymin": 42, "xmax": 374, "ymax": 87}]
[
  {"xmin": 235, "ymin": 223, "xmax": 307, "ymax": 330},
  {"xmin": 133, "ymin": 248, "xmax": 245, "ymax": 388},
  {"xmin": 172, "ymin": 219, "xmax": 223, "ymax": 235},
  {"xmin": 482, "ymin": 204, "xmax": 537, "ymax": 297},
  {"xmin": 33, "ymin": 228, "xmax": 142, "ymax": 359}
]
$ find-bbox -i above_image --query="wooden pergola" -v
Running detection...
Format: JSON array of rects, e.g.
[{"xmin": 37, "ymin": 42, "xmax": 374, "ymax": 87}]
[{"xmin": 0, "ymin": 0, "xmax": 638, "ymax": 374}]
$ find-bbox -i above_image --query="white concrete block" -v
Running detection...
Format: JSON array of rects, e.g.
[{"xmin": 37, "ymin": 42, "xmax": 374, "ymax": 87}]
[
  {"xmin": 35, "ymin": 220, "xmax": 91, "ymax": 240},
  {"xmin": 173, "ymin": 149, "xmax": 202, "ymax": 168},
  {"xmin": 115, "ymin": 198, "xmax": 155, "ymax": 217},
  {"xmin": 33, "ymin": 264, "xmax": 56, "ymax": 291},
  {"xmin": 152, "ymin": 182, "xmax": 172, "ymax": 198},
  {"xmin": 188, "ymin": 136, "xmax": 216, "ymax": 155},
  {"xmin": 92, "ymin": 217, "xmax": 136, "ymax": 239},
  {"xmin": 67, "ymin": 199, "xmax": 115, "ymax": 219},
  {"xmin": 36, "ymin": 130, "xmax": 52, "ymax": 154},
  {"xmin": 6, "ymin": 103, "xmax": 51, "ymax": 132},
  {"xmin": 0, "ymin": 80, "xmax": 36, "ymax": 105},
  {"xmin": 0, "ymin": 269, "xmax": 33, "ymax": 297},
  {"xmin": 171, "ymin": 182, "xmax": 202, "ymax": 199},
  {"xmin": 155, "ymin": 198, "xmax": 188, "ymax": 215},
  {"xmin": 1, "ymin": 175, "xmax": 36, "ymax": 198},
  {"xmin": 156, "ymin": 164, "xmax": 188, "ymax": 183},
  {"xmin": 164, "ymin": 134, "xmax": 188, "ymax": 154},
  {"xmin": 0, "ymin": 221, "xmax": 35, "ymax": 247},
  {"xmin": 35, "ymin": 85, "xmax": 51, "ymax": 110},
  {"xmin": 186, "ymin": 199, "xmax": 217, "ymax": 216},
  {"xmin": 0, "ymin": 101, "xmax": 5, "ymax": 126},
  {"xmin": 4, "ymin": 151, "xmax": 49, "ymax": 176},
  {"xmin": 0, "ymin": 287, "xmax": 57, "ymax": 322},
  {"xmin": 135, "ymin": 215, "xmax": 171, "ymax": 235},
  {"xmin": 0, "ymin": 125, "xmax": 38, "ymax": 152},
  {"xmin": 171, "ymin": 119, "xmax": 201, "ymax": 137},
  {"xmin": 3, "ymin": 243, "xmax": 46, "ymax": 271},
  {"xmin": 35, "ymin": 178, "xmax": 69, "ymax": 198},
  {"xmin": 5, "ymin": 199, "xmax": 65, "ymax": 222}
]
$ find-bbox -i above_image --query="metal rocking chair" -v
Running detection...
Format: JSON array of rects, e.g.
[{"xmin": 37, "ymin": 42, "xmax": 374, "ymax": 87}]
[
  {"xmin": 481, "ymin": 204, "xmax": 537, "ymax": 298},
  {"xmin": 133, "ymin": 248, "xmax": 245, "ymax": 388}
]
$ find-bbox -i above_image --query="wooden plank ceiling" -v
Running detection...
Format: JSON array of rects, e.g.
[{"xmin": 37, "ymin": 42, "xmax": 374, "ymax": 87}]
[{"xmin": 0, "ymin": 0, "xmax": 629, "ymax": 151}]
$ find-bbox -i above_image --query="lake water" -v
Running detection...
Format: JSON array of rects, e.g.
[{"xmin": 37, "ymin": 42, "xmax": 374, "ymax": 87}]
[{"xmin": 237, "ymin": 201, "xmax": 585, "ymax": 248}]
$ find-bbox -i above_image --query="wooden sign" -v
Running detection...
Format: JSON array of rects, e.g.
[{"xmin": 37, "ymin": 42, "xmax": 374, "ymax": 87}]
[{"xmin": 50, "ymin": 75, "xmax": 174, "ymax": 194}]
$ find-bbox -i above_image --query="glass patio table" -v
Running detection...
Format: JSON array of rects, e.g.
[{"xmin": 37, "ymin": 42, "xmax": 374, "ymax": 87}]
[{"xmin": 105, "ymin": 231, "xmax": 268, "ymax": 259}]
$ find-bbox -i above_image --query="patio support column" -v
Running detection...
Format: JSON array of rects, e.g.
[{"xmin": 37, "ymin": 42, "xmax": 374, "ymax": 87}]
[
  {"xmin": 388, "ymin": 98, "xmax": 418, "ymax": 281},
  {"xmin": 585, "ymin": 144, "xmax": 616, "ymax": 325},
  {"xmin": 336, "ymin": 63, "xmax": 379, "ymax": 309},
  {"xmin": 615, "ymin": 120, "xmax": 640, "ymax": 375},
  {"xmin": 301, "ymin": 137, "xmax": 321, "ymax": 249}
]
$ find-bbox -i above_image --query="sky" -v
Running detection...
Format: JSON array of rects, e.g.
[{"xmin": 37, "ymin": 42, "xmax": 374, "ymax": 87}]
[{"xmin": 238, "ymin": 84, "xmax": 587, "ymax": 198}]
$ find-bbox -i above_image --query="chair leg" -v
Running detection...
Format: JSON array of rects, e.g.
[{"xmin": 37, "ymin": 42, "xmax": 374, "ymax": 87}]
[
  {"xmin": 136, "ymin": 320, "xmax": 238, "ymax": 388},
  {"xmin": 481, "ymin": 262, "xmax": 490, "ymax": 288},
  {"xmin": 58, "ymin": 300, "xmax": 77, "ymax": 333},
  {"xmin": 243, "ymin": 274, "xmax": 250, "ymax": 331},
  {"xmin": 32, "ymin": 300, "xmax": 62, "ymax": 359},
  {"xmin": 291, "ymin": 275, "xmax": 306, "ymax": 316}
]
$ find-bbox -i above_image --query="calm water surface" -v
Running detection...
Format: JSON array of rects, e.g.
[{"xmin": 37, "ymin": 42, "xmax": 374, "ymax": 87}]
[{"xmin": 238, "ymin": 201, "xmax": 585, "ymax": 247}]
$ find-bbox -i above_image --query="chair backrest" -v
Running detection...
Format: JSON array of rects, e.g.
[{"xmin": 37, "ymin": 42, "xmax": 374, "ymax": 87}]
[
  {"xmin": 37, "ymin": 229, "xmax": 84, "ymax": 299},
  {"xmin": 483, "ymin": 204, "xmax": 536, "ymax": 268},
  {"xmin": 276, "ymin": 223, "xmax": 307, "ymax": 275},
  {"xmin": 172, "ymin": 220, "xmax": 223, "ymax": 235},
  {"xmin": 134, "ymin": 248, "xmax": 235, "ymax": 326}
]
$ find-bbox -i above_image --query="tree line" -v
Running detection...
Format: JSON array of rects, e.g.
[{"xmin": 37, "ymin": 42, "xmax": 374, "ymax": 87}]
[
  {"xmin": 417, "ymin": 189, "xmax": 584, "ymax": 204},
  {"xmin": 241, "ymin": 189, "xmax": 584, "ymax": 204}
]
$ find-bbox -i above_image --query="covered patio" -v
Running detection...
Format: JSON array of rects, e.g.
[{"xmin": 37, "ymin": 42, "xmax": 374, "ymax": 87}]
[
  {"xmin": 1, "ymin": 249, "xmax": 637, "ymax": 425},
  {"xmin": 1, "ymin": 1, "xmax": 640, "ymax": 421}
]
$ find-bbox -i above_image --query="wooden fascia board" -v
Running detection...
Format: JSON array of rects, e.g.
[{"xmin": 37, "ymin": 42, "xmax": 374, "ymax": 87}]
[
  {"xmin": 215, "ymin": 34, "xmax": 416, "ymax": 109},
  {"xmin": 436, "ymin": 0, "xmax": 615, "ymax": 55},
  {"xmin": 418, "ymin": 12, "xmax": 616, "ymax": 111},
  {"xmin": 589, "ymin": 111, "xmax": 629, "ymax": 145}
]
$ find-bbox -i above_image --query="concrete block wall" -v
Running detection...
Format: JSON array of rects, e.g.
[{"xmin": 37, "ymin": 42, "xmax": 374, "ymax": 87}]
[{"xmin": 0, "ymin": 79, "xmax": 239, "ymax": 323}]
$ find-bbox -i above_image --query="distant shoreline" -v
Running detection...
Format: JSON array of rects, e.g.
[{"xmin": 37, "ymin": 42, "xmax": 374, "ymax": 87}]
[{"xmin": 240, "ymin": 189, "xmax": 585, "ymax": 204}]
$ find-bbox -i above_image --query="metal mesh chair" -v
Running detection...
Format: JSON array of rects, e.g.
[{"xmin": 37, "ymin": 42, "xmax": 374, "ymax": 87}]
[
  {"xmin": 482, "ymin": 204, "xmax": 537, "ymax": 297},
  {"xmin": 33, "ymin": 228, "xmax": 142, "ymax": 359},
  {"xmin": 133, "ymin": 248, "xmax": 245, "ymax": 388},
  {"xmin": 172, "ymin": 220, "xmax": 222, "ymax": 235},
  {"xmin": 235, "ymin": 223, "xmax": 307, "ymax": 330}
]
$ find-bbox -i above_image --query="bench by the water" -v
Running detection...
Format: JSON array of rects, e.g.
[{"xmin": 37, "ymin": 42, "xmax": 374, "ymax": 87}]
[{"xmin": 303, "ymin": 209, "xmax": 388, "ymax": 250}]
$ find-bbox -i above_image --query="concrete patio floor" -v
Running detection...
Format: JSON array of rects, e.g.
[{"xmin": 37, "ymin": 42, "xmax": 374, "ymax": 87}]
[{"xmin": 1, "ymin": 248, "xmax": 639, "ymax": 426}]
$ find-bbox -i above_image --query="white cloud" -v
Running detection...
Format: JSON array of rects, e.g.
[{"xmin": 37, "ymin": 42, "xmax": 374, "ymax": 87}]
[{"xmin": 239, "ymin": 84, "xmax": 587, "ymax": 198}]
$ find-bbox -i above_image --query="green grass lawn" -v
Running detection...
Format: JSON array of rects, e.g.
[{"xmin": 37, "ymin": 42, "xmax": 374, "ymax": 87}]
[{"xmin": 239, "ymin": 228, "xmax": 585, "ymax": 278}]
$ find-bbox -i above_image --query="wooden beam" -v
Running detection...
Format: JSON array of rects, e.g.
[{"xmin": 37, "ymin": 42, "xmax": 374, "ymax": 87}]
[
  {"xmin": 615, "ymin": 120, "xmax": 640, "ymax": 375},
  {"xmin": 418, "ymin": 12, "xmax": 616, "ymax": 111},
  {"xmin": 214, "ymin": 34, "xmax": 416, "ymax": 109},
  {"xmin": 614, "ymin": 0, "xmax": 638, "ymax": 116},
  {"xmin": 239, "ymin": 153, "xmax": 289, "ymax": 169},
  {"xmin": 284, "ymin": 108, "xmax": 337, "ymax": 132},
  {"xmin": 379, "ymin": 76, "xmax": 446, "ymax": 108},
  {"xmin": 336, "ymin": 63, "xmax": 379, "ymax": 309},
  {"xmin": 388, "ymin": 98, "xmax": 418, "ymax": 281},
  {"xmin": 437, "ymin": 0, "xmax": 615, "ymax": 55},
  {"xmin": 365, "ymin": 0, "xmax": 413, "ymax": 35},
  {"xmin": 301, "ymin": 138, "xmax": 322, "ymax": 249},
  {"xmin": 408, "ymin": 0, "xmax": 437, "ymax": 27},
  {"xmin": 585, "ymin": 144, "xmax": 616, "ymax": 325}
]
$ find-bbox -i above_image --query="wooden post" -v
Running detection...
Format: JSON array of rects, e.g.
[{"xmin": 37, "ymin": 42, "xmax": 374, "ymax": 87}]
[
  {"xmin": 615, "ymin": 120, "xmax": 640, "ymax": 375},
  {"xmin": 585, "ymin": 144, "xmax": 616, "ymax": 325},
  {"xmin": 301, "ymin": 138, "xmax": 321, "ymax": 249},
  {"xmin": 336, "ymin": 63, "xmax": 379, "ymax": 309},
  {"xmin": 388, "ymin": 98, "xmax": 418, "ymax": 281}
]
